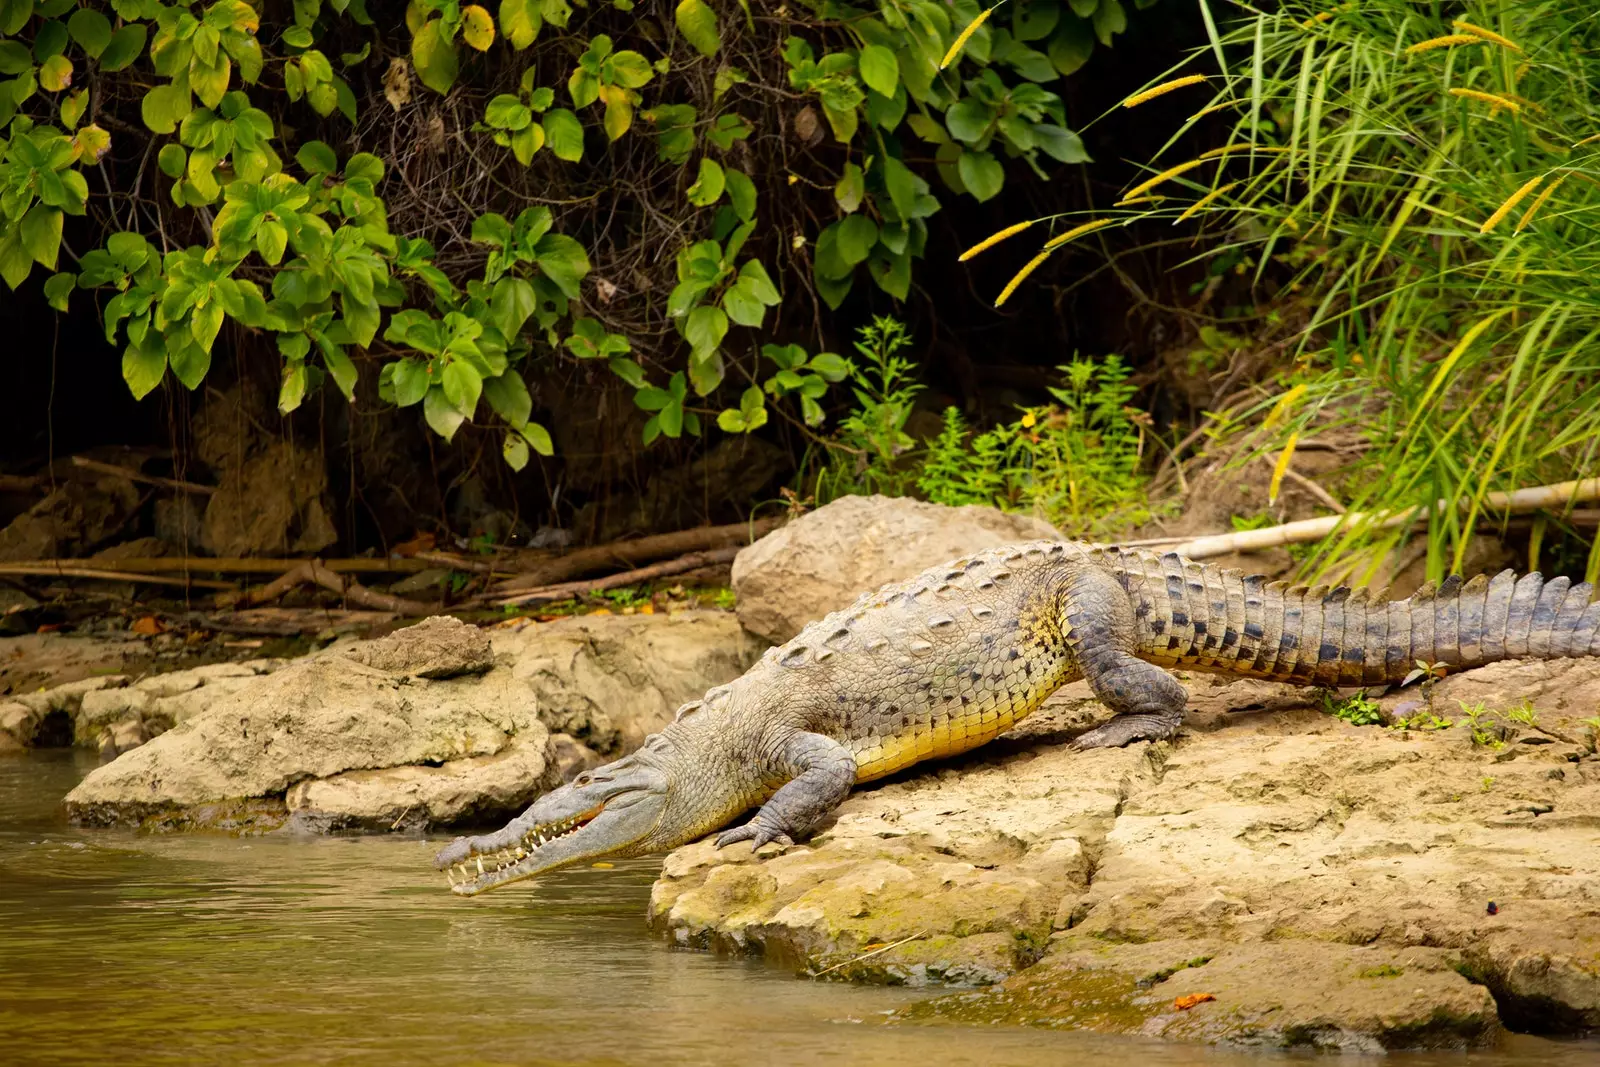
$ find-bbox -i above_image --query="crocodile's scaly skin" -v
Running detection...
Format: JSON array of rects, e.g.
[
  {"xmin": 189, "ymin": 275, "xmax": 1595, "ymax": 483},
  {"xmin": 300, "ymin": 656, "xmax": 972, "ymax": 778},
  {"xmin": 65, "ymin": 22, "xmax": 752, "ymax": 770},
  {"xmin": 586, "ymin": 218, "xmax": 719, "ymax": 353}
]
[{"xmin": 437, "ymin": 540, "xmax": 1600, "ymax": 891}]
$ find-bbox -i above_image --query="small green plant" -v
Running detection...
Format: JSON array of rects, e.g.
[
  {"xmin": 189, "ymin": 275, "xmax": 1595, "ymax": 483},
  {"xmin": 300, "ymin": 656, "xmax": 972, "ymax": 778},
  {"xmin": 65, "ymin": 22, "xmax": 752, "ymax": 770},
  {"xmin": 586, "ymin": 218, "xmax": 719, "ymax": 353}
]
[
  {"xmin": 1358, "ymin": 964, "xmax": 1404, "ymax": 979},
  {"xmin": 913, "ymin": 355, "xmax": 1153, "ymax": 537},
  {"xmin": 1458, "ymin": 702, "xmax": 1506, "ymax": 749},
  {"xmin": 817, "ymin": 317, "xmax": 924, "ymax": 500},
  {"xmin": 1480, "ymin": 776, "xmax": 1496, "ymax": 794},
  {"xmin": 1323, "ymin": 690, "xmax": 1385, "ymax": 727},
  {"xmin": 598, "ymin": 586, "xmax": 651, "ymax": 610},
  {"xmin": 1505, "ymin": 701, "xmax": 1540, "ymax": 729},
  {"xmin": 1390, "ymin": 709, "xmax": 1454, "ymax": 732},
  {"xmin": 711, "ymin": 587, "xmax": 737, "ymax": 611}
]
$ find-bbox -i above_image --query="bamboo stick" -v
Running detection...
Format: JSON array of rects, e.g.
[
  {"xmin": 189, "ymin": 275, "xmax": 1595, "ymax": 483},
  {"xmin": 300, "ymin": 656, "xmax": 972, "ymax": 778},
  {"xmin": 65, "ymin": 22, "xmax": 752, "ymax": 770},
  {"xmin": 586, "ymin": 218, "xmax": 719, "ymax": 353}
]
[
  {"xmin": 1171, "ymin": 477, "xmax": 1600, "ymax": 559},
  {"xmin": 0, "ymin": 564, "xmax": 235, "ymax": 589},
  {"xmin": 494, "ymin": 546, "xmax": 741, "ymax": 606},
  {"xmin": 492, "ymin": 518, "xmax": 782, "ymax": 593},
  {"xmin": 70, "ymin": 455, "xmax": 217, "ymax": 495}
]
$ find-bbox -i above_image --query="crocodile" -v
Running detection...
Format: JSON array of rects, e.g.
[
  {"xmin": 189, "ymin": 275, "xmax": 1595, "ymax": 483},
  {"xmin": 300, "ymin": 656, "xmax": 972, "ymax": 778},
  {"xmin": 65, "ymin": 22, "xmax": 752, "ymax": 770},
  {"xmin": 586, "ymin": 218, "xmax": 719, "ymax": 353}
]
[{"xmin": 435, "ymin": 540, "xmax": 1600, "ymax": 895}]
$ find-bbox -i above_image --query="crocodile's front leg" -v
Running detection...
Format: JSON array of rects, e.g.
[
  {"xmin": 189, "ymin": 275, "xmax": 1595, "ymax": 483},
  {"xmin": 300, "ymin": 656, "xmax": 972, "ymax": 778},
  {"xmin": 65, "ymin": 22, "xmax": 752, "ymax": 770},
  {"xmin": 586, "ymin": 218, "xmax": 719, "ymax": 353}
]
[
  {"xmin": 1061, "ymin": 564, "xmax": 1190, "ymax": 749},
  {"xmin": 716, "ymin": 731, "xmax": 856, "ymax": 850}
]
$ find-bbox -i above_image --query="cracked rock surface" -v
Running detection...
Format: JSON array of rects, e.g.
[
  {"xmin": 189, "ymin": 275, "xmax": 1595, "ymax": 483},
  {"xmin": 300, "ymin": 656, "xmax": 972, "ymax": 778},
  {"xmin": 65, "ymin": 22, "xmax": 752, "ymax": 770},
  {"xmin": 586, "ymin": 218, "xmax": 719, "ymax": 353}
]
[{"xmin": 649, "ymin": 663, "xmax": 1600, "ymax": 1049}]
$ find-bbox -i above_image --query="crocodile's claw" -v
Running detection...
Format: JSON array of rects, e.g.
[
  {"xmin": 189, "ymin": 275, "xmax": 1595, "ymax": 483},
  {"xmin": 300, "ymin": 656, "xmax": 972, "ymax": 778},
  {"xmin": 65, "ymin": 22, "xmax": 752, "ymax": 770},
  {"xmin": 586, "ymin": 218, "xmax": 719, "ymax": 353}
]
[{"xmin": 715, "ymin": 819, "xmax": 794, "ymax": 851}]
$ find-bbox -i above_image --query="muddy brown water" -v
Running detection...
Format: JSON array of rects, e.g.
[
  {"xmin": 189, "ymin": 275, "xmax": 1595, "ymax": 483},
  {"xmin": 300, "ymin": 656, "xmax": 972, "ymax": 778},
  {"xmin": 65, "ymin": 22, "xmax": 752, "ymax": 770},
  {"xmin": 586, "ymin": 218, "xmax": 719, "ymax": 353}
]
[{"xmin": 1, "ymin": 750, "xmax": 1594, "ymax": 1067}]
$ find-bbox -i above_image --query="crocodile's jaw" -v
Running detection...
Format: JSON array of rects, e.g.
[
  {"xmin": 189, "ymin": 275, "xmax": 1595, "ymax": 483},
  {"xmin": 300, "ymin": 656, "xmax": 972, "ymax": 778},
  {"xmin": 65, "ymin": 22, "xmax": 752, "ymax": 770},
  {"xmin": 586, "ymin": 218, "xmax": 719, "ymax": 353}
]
[{"xmin": 434, "ymin": 762, "xmax": 669, "ymax": 896}]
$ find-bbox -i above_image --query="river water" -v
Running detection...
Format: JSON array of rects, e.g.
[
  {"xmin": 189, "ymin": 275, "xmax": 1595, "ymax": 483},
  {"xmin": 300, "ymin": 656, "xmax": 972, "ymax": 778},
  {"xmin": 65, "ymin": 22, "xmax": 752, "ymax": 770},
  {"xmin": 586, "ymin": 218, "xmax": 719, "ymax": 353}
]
[{"xmin": 2, "ymin": 750, "xmax": 1595, "ymax": 1067}]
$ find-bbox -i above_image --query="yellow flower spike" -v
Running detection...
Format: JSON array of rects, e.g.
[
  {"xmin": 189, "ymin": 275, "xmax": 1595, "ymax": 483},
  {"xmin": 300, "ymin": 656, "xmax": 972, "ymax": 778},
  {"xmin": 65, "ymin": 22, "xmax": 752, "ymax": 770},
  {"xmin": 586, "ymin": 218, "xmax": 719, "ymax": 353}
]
[
  {"xmin": 1119, "ymin": 159, "xmax": 1207, "ymax": 203},
  {"xmin": 1042, "ymin": 217, "xmax": 1117, "ymax": 250},
  {"xmin": 1268, "ymin": 433, "xmax": 1299, "ymax": 506},
  {"xmin": 1452, "ymin": 20, "xmax": 1521, "ymax": 53},
  {"xmin": 1572, "ymin": 133, "xmax": 1600, "ymax": 149},
  {"xmin": 941, "ymin": 7, "xmax": 994, "ymax": 70},
  {"xmin": 1176, "ymin": 181, "xmax": 1240, "ymax": 223},
  {"xmin": 1481, "ymin": 175, "xmax": 1545, "ymax": 234},
  {"xmin": 958, "ymin": 219, "xmax": 1036, "ymax": 262},
  {"xmin": 994, "ymin": 249, "xmax": 1053, "ymax": 307},
  {"xmin": 1122, "ymin": 75, "xmax": 1209, "ymax": 109},
  {"xmin": 1450, "ymin": 88, "xmax": 1522, "ymax": 113},
  {"xmin": 1020, "ymin": 411, "xmax": 1037, "ymax": 428},
  {"xmin": 1516, "ymin": 176, "xmax": 1566, "ymax": 232},
  {"xmin": 1405, "ymin": 34, "xmax": 1487, "ymax": 55},
  {"xmin": 1262, "ymin": 384, "xmax": 1307, "ymax": 431},
  {"xmin": 1200, "ymin": 143, "xmax": 1291, "ymax": 159}
]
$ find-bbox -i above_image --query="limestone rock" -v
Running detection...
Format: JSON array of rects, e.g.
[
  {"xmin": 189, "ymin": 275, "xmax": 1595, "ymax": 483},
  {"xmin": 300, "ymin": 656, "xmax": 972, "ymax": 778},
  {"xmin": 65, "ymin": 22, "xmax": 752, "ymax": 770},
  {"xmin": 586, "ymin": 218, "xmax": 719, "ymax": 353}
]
[
  {"xmin": 905, "ymin": 940, "xmax": 1500, "ymax": 1051},
  {"xmin": 0, "ymin": 475, "xmax": 139, "ymax": 561},
  {"xmin": 343, "ymin": 615, "xmax": 494, "ymax": 679},
  {"xmin": 731, "ymin": 495, "xmax": 1060, "ymax": 644},
  {"xmin": 201, "ymin": 440, "xmax": 337, "ymax": 557},
  {"xmin": 64, "ymin": 624, "xmax": 539, "ymax": 828},
  {"xmin": 493, "ymin": 610, "xmax": 765, "ymax": 754},
  {"xmin": 285, "ymin": 729, "xmax": 559, "ymax": 831}
]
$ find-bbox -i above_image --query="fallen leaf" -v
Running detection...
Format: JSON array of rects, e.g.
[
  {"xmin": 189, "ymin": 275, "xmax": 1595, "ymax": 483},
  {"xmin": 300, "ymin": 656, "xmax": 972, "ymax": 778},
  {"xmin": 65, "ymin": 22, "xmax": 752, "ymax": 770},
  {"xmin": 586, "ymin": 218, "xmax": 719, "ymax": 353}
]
[
  {"xmin": 591, "ymin": 861, "xmax": 614, "ymax": 868},
  {"xmin": 131, "ymin": 616, "xmax": 164, "ymax": 635},
  {"xmin": 383, "ymin": 57, "xmax": 412, "ymax": 110},
  {"xmin": 1173, "ymin": 993, "xmax": 1216, "ymax": 1011},
  {"xmin": 593, "ymin": 277, "xmax": 619, "ymax": 304},
  {"xmin": 391, "ymin": 531, "xmax": 437, "ymax": 557},
  {"xmin": 637, "ymin": 602, "xmax": 654, "ymax": 614}
]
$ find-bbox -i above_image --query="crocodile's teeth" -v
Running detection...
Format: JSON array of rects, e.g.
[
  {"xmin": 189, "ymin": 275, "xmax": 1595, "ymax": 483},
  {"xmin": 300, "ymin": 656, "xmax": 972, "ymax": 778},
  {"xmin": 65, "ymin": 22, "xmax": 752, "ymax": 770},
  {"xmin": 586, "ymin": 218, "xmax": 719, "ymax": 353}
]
[{"xmin": 476, "ymin": 857, "xmax": 485, "ymax": 874}]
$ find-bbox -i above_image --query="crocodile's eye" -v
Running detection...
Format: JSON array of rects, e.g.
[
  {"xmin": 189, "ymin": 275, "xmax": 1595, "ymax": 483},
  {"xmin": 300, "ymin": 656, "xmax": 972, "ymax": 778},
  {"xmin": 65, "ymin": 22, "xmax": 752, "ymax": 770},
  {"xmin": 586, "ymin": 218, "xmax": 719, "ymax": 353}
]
[{"xmin": 575, "ymin": 773, "xmax": 593, "ymax": 787}]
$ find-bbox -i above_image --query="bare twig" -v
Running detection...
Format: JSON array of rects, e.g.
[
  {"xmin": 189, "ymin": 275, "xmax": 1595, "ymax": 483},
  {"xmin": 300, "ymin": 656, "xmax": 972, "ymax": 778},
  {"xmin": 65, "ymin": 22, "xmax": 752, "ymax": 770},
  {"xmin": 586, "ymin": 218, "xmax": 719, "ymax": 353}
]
[
  {"xmin": 494, "ymin": 519, "xmax": 781, "ymax": 594},
  {"xmin": 70, "ymin": 455, "xmax": 217, "ymax": 495},
  {"xmin": 13, "ymin": 556, "xmax": 442, "ymax": 575},
  {"xmin": 494, "ymin": 546, "xmax": 742, "ymax": 606},
  {"xmin": 237, "ymin": 561, "xmax": 434, "ymax": 615},
  {"xmin": 808, "ymin": 930, "xmax": 928, "ymax": 978},
  {"xmin": 0, "ymin": 564, "xmax": 235, "ymax": 589}
]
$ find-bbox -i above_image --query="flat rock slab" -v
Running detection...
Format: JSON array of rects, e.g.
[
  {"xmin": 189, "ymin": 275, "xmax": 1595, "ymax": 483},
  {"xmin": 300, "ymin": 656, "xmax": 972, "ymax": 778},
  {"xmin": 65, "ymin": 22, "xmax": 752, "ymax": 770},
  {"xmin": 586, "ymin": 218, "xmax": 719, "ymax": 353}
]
[
  {"xmin": 651, "ymin": 659, "xmax": 1600, "ymax": 1048},
  {"xmin": 64, "ymin": 617, "xmax": 550, "ymax": 831}
]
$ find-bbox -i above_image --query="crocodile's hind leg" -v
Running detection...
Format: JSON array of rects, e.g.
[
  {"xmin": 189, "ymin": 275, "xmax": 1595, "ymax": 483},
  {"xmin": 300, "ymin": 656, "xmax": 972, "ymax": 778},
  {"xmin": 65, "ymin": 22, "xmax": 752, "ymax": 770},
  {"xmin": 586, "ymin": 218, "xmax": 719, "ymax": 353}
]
[
  {"xmin": 1060, "ymin": 565, "xmax": 1190, "ymax": 749},
  {"xmin": 715, "ymin": 731, "xmax": 856, "ymax": 850}
]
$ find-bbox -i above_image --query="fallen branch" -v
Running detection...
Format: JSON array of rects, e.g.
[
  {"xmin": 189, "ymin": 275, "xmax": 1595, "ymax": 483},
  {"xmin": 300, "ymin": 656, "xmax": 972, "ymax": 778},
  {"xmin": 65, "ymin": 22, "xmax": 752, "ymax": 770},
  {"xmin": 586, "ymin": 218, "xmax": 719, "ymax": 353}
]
[
  {"xmin": 808, "ymin": 930, "xmax": 928, "ymax": 979},
  {"xmin": 12, "ymin": 556, "xmax": 443, "ymax": 575},
  {"xmin": 1172, "ymin": 477, "xmax": 1600, "ymax": 560},
  {"xmin": 190, "ymin": 608, "xmax": 400, "ymax": 636},
  {"xmin": 494, "ymin": 518, "xmax": 781, "ymax": 594},
  {"xmin": 494, "ymin": 546, "xmax": 741, "ymax": 606},
  {"xmin": 236, "ymin": 560, "xmax": 434, "ymax": 615},
  {"xmin": 0, "ymin": 563, "xmax": 235, "ymax": 590},
  {"xmin": 70, "ymin": 455, "xmax": 216, "ymax": 495},
  {"xmin": 0, "ymin": 474, "xmax": 45, "ymax": 495}
]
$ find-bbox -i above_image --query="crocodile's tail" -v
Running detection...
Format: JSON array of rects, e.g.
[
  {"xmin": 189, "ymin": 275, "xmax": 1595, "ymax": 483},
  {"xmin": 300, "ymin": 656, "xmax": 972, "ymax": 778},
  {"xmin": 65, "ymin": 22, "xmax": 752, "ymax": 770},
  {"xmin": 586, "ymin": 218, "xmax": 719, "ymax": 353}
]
[{"xmin": 1121, "ymin": 551, "xmax": 1600, "ymax": 686}]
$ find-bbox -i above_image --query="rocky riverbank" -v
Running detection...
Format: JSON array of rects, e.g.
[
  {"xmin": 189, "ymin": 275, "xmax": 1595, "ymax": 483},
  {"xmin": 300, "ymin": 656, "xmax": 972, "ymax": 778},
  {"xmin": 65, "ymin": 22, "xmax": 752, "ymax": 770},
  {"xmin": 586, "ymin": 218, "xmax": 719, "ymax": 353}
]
[{"xmin": 5, "ymin": 495, "xmax": 1599, "ymax": 1050}]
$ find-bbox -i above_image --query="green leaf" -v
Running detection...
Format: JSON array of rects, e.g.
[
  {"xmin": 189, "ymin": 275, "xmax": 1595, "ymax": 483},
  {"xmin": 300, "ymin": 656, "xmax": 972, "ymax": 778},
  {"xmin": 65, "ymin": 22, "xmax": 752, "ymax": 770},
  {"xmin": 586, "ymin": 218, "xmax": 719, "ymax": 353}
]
[
  {"xmin": 869, "ymin": 248, "xmax": 911, "ymax": 299},
  {"xmin": 808, "ymin": 351, "xmax": 849, "ymax": 381},
  {"xmin": 424, "ymin": 388, "xmax": 466, "ymax": 441},
  {"xmin": 958, "ymin": 149, "xmax": 1004, "ymax": 201},
  {"xmin": 946, "ymin": 98, "xmax": 994, "ymax": 144},
  {"xmin": 609, "ymin": 357, "xmax": 647, "ymax": 388},
  {"xmin": 534, "ymin": 233, "xmax": 590, "ymax": 299},
  {"xmin": 168, "ymin": 341, "xmax": 211, "ymax": 390},
  {"xmin": 686, "ymin": 157, "xmax": 725, "ymax": 207},
  {"xmin": 724, "ymin": 167, "xmax": 756, "ymax": 221},
  {"xmin": 608, "ymin": 50, "xmax": 653, "ymax": 89},
  {"xmin": 1092, "ymin": 0, "xmax": 1127, "ymax": 46},
  {"xmin": 411, "ymin": 19, "xmax": 459, "ymax": 95},
  {"xmin": 66, "ymin": 9, "xmax": 112, "ymax": 59},
  {"xmin": 739, "ymin": 259, "xmax": 780, "ymax": 304},
  {"xmin": 38, "ymin": 53, "xmax": 71, "ymax": 92},
  {"xmin": 674, "ymin": 0, "xmax": 719, "ymax": 58},
  {"xmin": 836, "ymin": 213, "xmax": 878, "ymax": 266},
  {"xmin": 391, "ymin": 359, "xmax": 431, "ymax": 406},
  {"xmin": 99, "ymin": 24, "xmax": 147, "ymax": 72},
  {"xmin": 568, "ymin": 67, "xmax": 599, "ymax": 109},
  {"xmin": 521, "ymin": 421, "xmax": 554, "ymax": 455},
  {"xmin": 122, "ymin": 337, "xmax": 166, "ymax": 399},
  {"xmin": 542, "ymin": 107, "xmax": 584, "ymax": 161},
  {"xmin": 814, "ymin": 270, "xmax": 851, "ymax": 310},
  {"xmin": 42, "ymin": 271, "xmax": 74, "ymax": 311},
  {"xmin": 442, "ymin": 359, "xmax": 483, "ymax": 416},
  {"xmin": 822, "ymin": 103, "xmax": 857, "ymax": 144},
  {"xmin": 34, "ymin": 19, "xmax": 68, "ymax": 61},
  {"xmin": 500, "ymin": 0, "xmax": 543, "ymax": 49},
  {"xmin": 1034, "ymin": 124, "xmax": 1091, "ymax": 164},
  {"xmin": 509, "ymin": 122, "xmax": 545, "ymax": 164},
  {"xmin": 0, "ymin": 41, "xmax": 29, "ymax": 74},
  {"xmin": 486, "ymin": 93, "xmax": 532, "ymax": 129},
  {"xmin": 321, "ymin": 340, "xmax": 358, "ymax": 400},
  {"xmin": 141, "ymin": 84, "xmax": 189, "ymax": 133},
  {"xmin": 158, "ymin": 143, "xmax": 187, "ymax": 178},
  {"xmin": 721, "ymin": 282, "xmax": 763, "ymax": 327},
  {"xmin": 283, "ymin": 26, "xmax": 315, "ymax": 49},
  {"xmin": 279, "ymin": 362, "xmax": 307, "ymax": 414},
  {"xmin": 471, "ymin": 211, "xmax": 515, "ymax": 248},
  {"xmin": 882, "ymin": 156, "xmax": 917, "ymax": 220},
  {"xmin": 858, "ymin": 44, "xmax": 898, "ymax": 98},
  {"xmin": 835, "ymin": 163, "xmax": 865, "ymax": 213},
  {"xmin": 484, "ymin": 370, "xmax": 533, "ymax": 426},
  {"xmin": 257, "ymin": 219, "xmax": 288, "ymax": 265},
  {"xmin": 296, "ymin": 140, "xmax": 338, "ymax": 174},
  {"xmin": 685, "ymin": 304, "xmax": 728, "ymax": 355},
  {"xmin": 491, "ymin": 276, "xmax": 537, "ymax": 338},
  {"xmin": 503, "ymin": 432, "xmax": 530, "ymax": 470},
  {"xmin": 20, "ymin": 205, "xmax": 63, "ymax": 269}
]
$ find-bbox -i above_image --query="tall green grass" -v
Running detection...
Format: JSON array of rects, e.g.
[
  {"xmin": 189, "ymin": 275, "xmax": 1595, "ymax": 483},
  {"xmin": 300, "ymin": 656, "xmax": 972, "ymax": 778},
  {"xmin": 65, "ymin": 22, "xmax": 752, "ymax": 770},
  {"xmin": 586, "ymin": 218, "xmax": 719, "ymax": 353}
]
[{"xmin": 993, "ymin": 1, "xmax": 1600, "ymax": 584}]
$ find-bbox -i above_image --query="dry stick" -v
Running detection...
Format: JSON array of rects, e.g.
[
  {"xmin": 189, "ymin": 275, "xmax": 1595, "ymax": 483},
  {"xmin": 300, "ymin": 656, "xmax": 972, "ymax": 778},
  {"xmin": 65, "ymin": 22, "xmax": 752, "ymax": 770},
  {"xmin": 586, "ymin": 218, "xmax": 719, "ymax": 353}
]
[
  {"xmin": 16, "ymin": 556, "xmax": 445, "ymax": 575},
  {"xmin": 1171, "ymin": 478, "xmax": 1600, "ymax": 560},
  {"xmin": 0, "ymin": 564, "xmax": 235, "ymax": 590},
  {"xmin": 0, "ymin": 474, "xmax": 45, "ymax": 494},
  {"xmin": 494, "ymin": 546, "xmax": 742, "ymax": 606},
  {"xmin": 237, "ymin": 561, "xmax": 435, "ymax": 615},
  {"xmin": 493, "ymin": 518, "xmax": 783, "ymax": 594},
  {"xmin": 1277, "ymin": 466, "xmax": 1347, "ymax": 513},
  {"xmin": 70, "ymin": 455, "xmax": 217, "ymax": 495},
  {"xmin": 808, "ymin": 930, "xmax": 928, "ymax": 979}
]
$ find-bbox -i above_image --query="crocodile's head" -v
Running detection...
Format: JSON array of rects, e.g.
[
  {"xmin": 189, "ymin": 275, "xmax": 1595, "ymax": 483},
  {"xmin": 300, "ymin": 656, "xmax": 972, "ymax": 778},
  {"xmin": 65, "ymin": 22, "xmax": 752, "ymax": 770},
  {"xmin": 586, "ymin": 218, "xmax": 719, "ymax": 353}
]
[{"xmin": 433, "ymin": 734, "xmax": 683, "ymax": 897}]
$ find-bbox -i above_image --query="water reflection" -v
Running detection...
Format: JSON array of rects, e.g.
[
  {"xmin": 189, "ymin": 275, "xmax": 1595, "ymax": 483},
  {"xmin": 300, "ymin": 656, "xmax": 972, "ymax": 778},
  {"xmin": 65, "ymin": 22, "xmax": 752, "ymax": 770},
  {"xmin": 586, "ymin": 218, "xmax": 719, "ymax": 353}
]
[{"xmin": 1, "ymin": 750, "xmax": 1593, "ymax": 1067}]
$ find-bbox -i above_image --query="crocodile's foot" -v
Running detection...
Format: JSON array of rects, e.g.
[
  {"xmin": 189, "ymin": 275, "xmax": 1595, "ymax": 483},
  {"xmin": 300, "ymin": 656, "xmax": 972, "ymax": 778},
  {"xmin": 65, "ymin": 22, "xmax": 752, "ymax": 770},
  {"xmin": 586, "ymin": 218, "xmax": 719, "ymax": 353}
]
[
  {"xmin": 715, "ymin": 818, "xmax": 794, "ymax": 851},
  {"xmin": 1071, "ymin": 709, "xmax": 1183, "ymax": 750}
]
